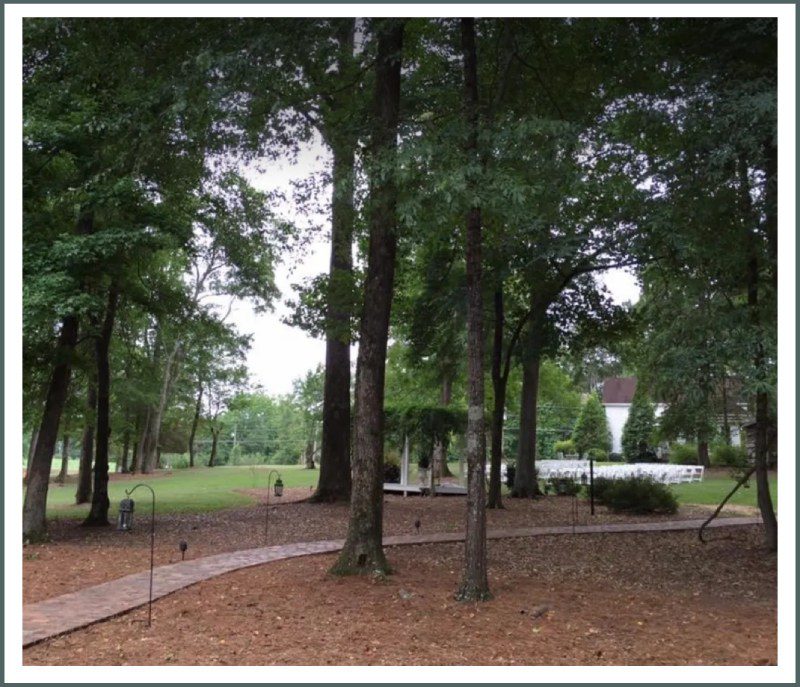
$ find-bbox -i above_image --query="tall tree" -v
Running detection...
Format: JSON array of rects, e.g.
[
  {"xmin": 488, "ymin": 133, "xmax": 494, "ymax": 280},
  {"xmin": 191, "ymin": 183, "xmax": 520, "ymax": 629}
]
[
  {"xmin": 456, "ymin": 17, "xmax": 490, "ymax": 602},
  {"xmin": 332, "ymin": 19, "xmax": 404, "ymax": 576}
]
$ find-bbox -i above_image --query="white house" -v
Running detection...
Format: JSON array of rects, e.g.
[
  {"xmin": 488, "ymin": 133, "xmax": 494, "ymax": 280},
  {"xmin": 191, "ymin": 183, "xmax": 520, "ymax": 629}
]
[{"xmin": 601, "ymin": 376, "xmax": 741, "ymax": 454}]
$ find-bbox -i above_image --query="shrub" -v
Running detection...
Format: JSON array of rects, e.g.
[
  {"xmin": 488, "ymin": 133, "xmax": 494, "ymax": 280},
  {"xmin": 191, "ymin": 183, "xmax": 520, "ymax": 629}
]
[
  {"xmin": 595, "ymin": 477, "xmax": 678, "ymax": 515},
  {"xmin": 505, "ymin": 463, "xmax": 516, "ymax": 489},
  {"xmin": 573, "ymin": 392, "xmax": 612, "ymax": 455},
  {"xmin": 554, "ymin": 439, "xmax": 576, "ymax": 455},
  {"xmin": 587, "ymin": 448, "xmax": 609, "ymax": 462},
  {"xmin": 384, "ymin": 462, "xmax": 401, "ymax": 483},
  {"xmin": 590, "ymin": 476, "xmax": 615, "ymax": 503},
  {"xmin": 544, "ymin": 476, "xmax": 581, "ymax": 496},
  {"xmin": 668, "ymin": 443, "xmax": 699, "ymax": 465},
  {"xmin": 711, "ymin": 444, "xmax": 749, "ymax": 468},
  {"xmin": 608, "ymin": 452, "xmax": 623, "ymax": 463},
  {"xmin": 621, "ymin": 387, "xmax": 656, "ymax": 462}
]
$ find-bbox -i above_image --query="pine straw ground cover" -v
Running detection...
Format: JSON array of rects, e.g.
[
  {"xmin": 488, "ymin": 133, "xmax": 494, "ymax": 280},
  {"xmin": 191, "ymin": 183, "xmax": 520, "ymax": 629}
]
[
  {"xmin": 22, "ymin": 487, "xmax": 749, "ymax": 604},
  {"xmin": 24, "ymin": 526, "xmax": 774, "ymax": 666}
]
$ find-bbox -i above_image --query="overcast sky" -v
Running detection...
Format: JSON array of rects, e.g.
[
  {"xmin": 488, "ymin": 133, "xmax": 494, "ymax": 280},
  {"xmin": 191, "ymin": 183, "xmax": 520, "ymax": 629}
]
[{"xmin": 226, "ymin": 142, "xmax": 642, "ymax": 396}]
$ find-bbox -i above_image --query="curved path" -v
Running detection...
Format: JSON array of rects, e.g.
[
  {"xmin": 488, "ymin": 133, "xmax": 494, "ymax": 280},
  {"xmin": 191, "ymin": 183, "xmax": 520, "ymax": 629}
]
[{"xmin": 23, "ymin": 516, "xmax": 760, "ymax": 647}]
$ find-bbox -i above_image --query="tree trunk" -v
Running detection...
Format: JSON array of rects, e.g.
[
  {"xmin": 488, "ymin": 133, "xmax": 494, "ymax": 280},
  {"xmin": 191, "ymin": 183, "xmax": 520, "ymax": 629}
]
[
  {"xmin": 455, "ymin": 17, "xmax": 490, "ymax": 602},
  {"xmin": 741, "ymin": 154, "xmax": 777, "ymax": 551},
  {"xmin": 315, "ymin": 19, "xmax": 357, "ymax": 504},
  {"xmin": 188, "ymin": 383, "xmax": 203, "ymax": 468},
  {"xmin": 142, "ymin": 340, "xmax": 183, "ymax": 472},
  {"xmin": 513, "ymin": 345, "xmax": 543, "ymax": 498},
  {"xmin": 26, "ymin": 426, "xmax": 39, "ymax": 477},
  {"xmin": 208, "ymin": 428, "xmax": 219, "ymax": 467},
  {"xmin": 721, "ymin": 375, "xmax": 731, "ymax": 445},
  {"xmin": 84, "ymin": 286, "xmax": 120, "ymax": 526},
  {"xmin": 697, "ymin": 437, "xmax": 710, "ymax": 468},
  {"xmin": 75, "ymin": 381, "xmax": 97, "ymax": 505},
  {"xmin": 134, "ymin": 407, "xmax": 151, "ymax": 474},
  {"xmin": 488, "ymin": 288, "xmax": 506, "ymax": 509},
  {"xmin": 433, "ymin": 376, "xmax": 454, "ymax": 478},
  {"xmin": 120, "ymin": 430, "xmax": 130, "ymax": 473},
  {"xmin": 57, "ymin": 434, "xmax": 70, "ymax": 484},
  {"xmin": 22, "ymin": 315, "xmax": 80, "ymax": 541},
  {"xmin": 304, "ymin": 440, "xmax": 316, "ymax": 469},
  {"xmin": 331, "ymin": 19, "xmax": 403, "ymax": 577}
]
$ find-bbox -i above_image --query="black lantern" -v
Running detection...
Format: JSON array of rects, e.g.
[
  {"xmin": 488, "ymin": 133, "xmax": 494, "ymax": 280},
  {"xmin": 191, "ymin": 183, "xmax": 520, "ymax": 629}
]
[
  {"xmin": 118, "ymin": 497, "xmax": 135, "ymax": 531},
  {"xmin": 274, "ymin": 477, "xmax": 284, "ymax": 498}
]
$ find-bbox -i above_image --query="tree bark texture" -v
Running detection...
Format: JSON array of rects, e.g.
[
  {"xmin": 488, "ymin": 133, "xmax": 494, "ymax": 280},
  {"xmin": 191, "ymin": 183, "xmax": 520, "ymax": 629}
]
[
  {"xmin": 332, "ymin": 19, "xmax": 403, "ymax": 576},
  {"xmin": 314, "ymin": 19, "xmax": 357, "ymax": 503},
  {"xmin": 488, "ymin": 288, "xmax": 506, "ymax": 508},
  {"xmin": 513, "ymin": 342, "xmax": 543, "ymax": 498},
  {"xmin": 741, "ymin": 155, "xmax": 777, "ymax": 551},
  {"xmin": 57, "ymin": 433, "xmax": 70, "ymax": 484},
  {"xmin": 208, "ymin": 427, "xmax": 220, "ymax": 467},
  {"xmin": 22, "ymin": 315, "xmax": 80, "ymax": 540},
  {"xmin": 456, "ymin": 17, "xmax": 490, "ymax": 602},
  {"xmin": 121, "ymin": 430, "xmax": 130, "ymax": 473},
  {"xmin": 188, "ymin": 383, "xmax": 203, "ymax": 468},
  {"xmin": 84, "ymin": 286, "xmax": 120, "ymax": 526},
  {"xmin": 75, "ymin": 380, "xmax": 97, "ymax": 505}
]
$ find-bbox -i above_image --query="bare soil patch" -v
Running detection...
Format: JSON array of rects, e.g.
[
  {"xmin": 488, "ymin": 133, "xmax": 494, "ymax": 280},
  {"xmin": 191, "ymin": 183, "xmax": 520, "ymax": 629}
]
[
  {"xmin": 24, "ymin": 526, "xmax": 775, "ymax": 666},
  {"xmin": 23, "ymin": 494, "xmax": 741, "ymax": 604}
]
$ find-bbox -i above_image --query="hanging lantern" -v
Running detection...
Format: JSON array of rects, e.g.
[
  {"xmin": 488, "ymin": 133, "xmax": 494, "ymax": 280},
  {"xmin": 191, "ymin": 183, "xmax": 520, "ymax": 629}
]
[
  {"xmin": 118, "ymin": 497, "xmax": 135, "ymax": 531},
  {"xmin": 274, "ymin": 477, "xmax": 284, "ymax": 497}
]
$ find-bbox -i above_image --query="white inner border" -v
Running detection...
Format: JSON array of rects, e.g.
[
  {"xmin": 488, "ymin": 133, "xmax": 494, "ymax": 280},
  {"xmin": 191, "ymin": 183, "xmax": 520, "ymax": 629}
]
[{"xmin": 4, "ymin": 3, "xmax": 796, "ymax": 684}]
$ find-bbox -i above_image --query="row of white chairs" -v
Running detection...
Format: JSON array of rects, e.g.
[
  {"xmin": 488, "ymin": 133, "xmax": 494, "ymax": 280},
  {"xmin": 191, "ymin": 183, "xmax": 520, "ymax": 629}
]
[{"xmin": 536, "ymin": 461, "xmax": 704, "ymax": 484}]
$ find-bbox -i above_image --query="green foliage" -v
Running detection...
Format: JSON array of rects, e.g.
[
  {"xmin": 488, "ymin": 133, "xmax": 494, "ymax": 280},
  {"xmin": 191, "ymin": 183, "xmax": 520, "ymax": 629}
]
[
  {"xmin": 384, "ymin": 404, "xmax": 466, "ymax": 468},
  {"xmin": 668, "ymin": 443, "xmax": 699, "ymax": 465},
  {"xmin": 621, "ymin": 386, "xmax": 656, "ymax": 461},
  {"xmin": 572, "ymin": 392, "xmax": 611, "ymax": 455},
  {"xmin": 543, "ymin": 476, "xmax": 581, "ymax": 496},
  {"xmin": 554, "ymin": 439, "xmax": 576, "ymax": 455},
  {"xmin": 587, "ymin": 448, "xmax": 609, "ymax": 462},
  {"xmin": 595, "ymin": 477, "xmax": 679, "ymax": 515},
  {"xmin": 710, "ymin": 443, "xmax": 749, "ymax": 468}
]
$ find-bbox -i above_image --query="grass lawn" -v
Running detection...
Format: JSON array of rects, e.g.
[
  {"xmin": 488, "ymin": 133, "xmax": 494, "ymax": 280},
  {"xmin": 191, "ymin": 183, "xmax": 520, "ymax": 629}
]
[
  {"xmin": 44, "ymin": 465, "xmax": 320, "ymax": 520},
  {"xmin": 39, "ymin": 462, "xmax": 776, "ymax": 521},
  {"xmin": 669, "ymin": 471, "xmax": 777, "ymax": 508}
]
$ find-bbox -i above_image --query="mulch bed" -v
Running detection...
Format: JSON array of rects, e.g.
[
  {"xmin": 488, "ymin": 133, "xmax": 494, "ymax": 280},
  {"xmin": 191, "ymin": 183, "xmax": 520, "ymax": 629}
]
[
  {"xmin": 23, "ymin": 526, "xmax": 775, "ymax": 666},
  {"xmin": 23, "ymin": 491, "xmax": 745, "ymax": 604}
]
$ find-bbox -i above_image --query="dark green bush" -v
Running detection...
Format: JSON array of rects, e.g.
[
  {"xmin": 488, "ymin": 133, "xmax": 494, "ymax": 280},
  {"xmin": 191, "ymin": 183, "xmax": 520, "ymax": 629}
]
[
  {"xmin": 608, "ymin": 452, "xmax": 623, "ymax": 462},
  {"xmin": 384, "ymin": 462, "xmax": 401, "ymax": 483},
  {"xmin": 668, "ymin": 443, "xmax": 698, "ymax": 465},
  {"xmin": 587, "ymin": 448, "xmax": 609, "ymax": 462},
  {"xmin": 595, "ymin": 477, "xmax": 678, "ymax": 515},
  {"xmin": 505, "ymin": 463, "xmax": 516, "ymax": 489},
  {"xmin": 711, "ymin": 444, "xmax": 749, "ymax": 468},
  {"xmin": 590, "ymin": 476, "xmax": 615, "ymax": 502},
  {"xmin": 544, "ymin": 476, "xmax": 581, "ymax": 496}
]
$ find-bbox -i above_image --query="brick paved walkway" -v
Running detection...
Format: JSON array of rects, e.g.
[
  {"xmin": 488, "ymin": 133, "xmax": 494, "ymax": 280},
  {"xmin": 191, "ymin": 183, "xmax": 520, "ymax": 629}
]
[{"xmin": 22, "ymin": 516, "xmax": 760, "ymax": 647}]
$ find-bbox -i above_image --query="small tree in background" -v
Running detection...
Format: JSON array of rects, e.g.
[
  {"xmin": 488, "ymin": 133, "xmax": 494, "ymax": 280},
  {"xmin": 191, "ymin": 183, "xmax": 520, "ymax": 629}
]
[
  {"xmin": 573, "ymin": 392, "xmax": 611, "ymax": 457},
  {"xmin": 621, "ymin": 386, "xmax": 656, "ymax": 462}
]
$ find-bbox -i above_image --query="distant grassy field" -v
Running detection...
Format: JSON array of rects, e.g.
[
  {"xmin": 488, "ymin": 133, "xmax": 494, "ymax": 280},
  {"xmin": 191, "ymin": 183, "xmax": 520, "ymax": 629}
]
[
  {"xmin": 35, "ymin": 463, "xmax": 776, "ymax": 521},
  {"xmin": 43, "ymin": 465, "xmax": 321, "ymax": 520}
]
